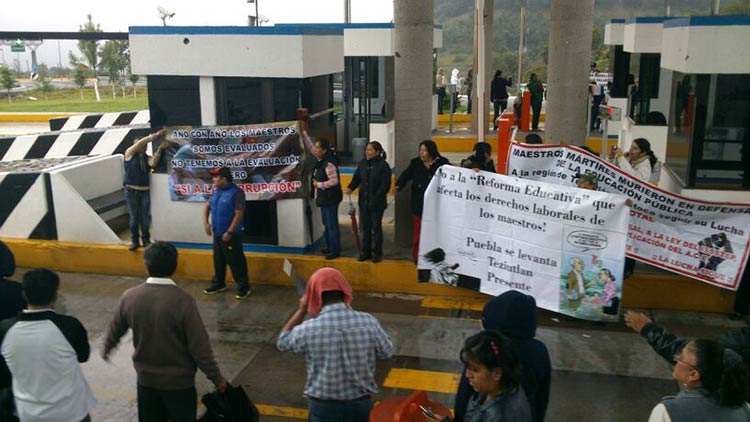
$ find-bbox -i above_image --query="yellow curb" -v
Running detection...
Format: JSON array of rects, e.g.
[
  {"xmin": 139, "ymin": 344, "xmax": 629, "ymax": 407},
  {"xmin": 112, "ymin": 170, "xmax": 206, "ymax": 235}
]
[
  {"xmin": 383, "ymin": 368, "xmax": 460, "ymax": 394},
  {"xmin": 0, "ymin": 113, "xmax": 81, "ymax": 122}
]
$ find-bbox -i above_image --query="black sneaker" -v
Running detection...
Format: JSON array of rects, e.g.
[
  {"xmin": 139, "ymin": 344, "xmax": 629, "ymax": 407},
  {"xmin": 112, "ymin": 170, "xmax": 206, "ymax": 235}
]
[
  {"xmin": 203, "ymin": 284, "xmax": 227, "ymax": 295},
  {"xmin": 320, "ymin": 248, "xmax": 329, "ymax": 255},
  {"xmin": 357, "ymin": 254, "xmax": 372, "ymax": 262},
  {"xmin": 128, "ymin": 243, "xmax": 140, "ymax": 251},
  {"xmin": 235, "ymin": 287, "xmax": 251, "ymax": 300},
  {"xmin": 325, "ymin": 253, "xmax": 340, "ymax": 260},
  {"xmin": 372, "ymin": 256, "xmax": 382, "ymax": 263}
]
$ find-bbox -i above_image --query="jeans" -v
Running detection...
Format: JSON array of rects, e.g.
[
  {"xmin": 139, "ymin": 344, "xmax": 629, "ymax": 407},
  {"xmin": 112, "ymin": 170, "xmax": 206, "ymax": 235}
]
[
  {"xmin": 137, "ymin": 384, "xmax": 196, "ymax": 422},
  {"xmin": 125, "ymin": 188, "xmax": 151, "ymax": 245},
  {"xmin": 308, "ymin": 397, "xmax": 373, "ymax": 422},
  {"xmin": 320, "ymin": 205, "xmax": 340, "ymax": 255},
  {"xmin": 360, "ymin": 208, "xmax": 384, "ymax": 258},
  {"xmin": 211, "ymin": 233, "xmax": 249, "ymax": 289},
  {"xmin": 437, "ymin": 87, "xmax": 446, "ymax": 114},
  {"xmin": 493, "ymin": 99, "xmax": 508, "ymax": 129}
]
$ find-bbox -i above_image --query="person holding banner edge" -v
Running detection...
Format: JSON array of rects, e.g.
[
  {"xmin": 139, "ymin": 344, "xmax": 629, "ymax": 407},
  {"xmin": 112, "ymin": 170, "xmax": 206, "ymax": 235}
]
[
  {"xmin": 395, "ymin": 140, "xmax": 450, "ymax": 262},
  {"xmin": 346, "ymin": 141, "xmax": 392, "ymax": 263},
  {"xmin": 203, "ymin": 167, "xmax": 251, "ymax": 300},
  {"xmin": 311, "ymin": 138, "xmax": 343, "ymax": 260}
]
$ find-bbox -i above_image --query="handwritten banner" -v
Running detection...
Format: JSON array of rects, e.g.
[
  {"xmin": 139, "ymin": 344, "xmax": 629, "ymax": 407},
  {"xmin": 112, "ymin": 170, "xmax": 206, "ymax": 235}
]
[
  {"xmin": 164, "ymin": 121, "xmax": 304, "ymax": 201},
  {"xmin": 418, "ymin": 165, "xmax": 630, "ymax": 322},
  {"xmin": 507, "ymin": 143, "xmax": 750, "ymax": 290}
]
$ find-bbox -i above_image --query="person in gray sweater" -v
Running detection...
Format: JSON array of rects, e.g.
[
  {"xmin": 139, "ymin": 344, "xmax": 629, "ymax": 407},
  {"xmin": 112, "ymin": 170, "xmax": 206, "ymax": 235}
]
[{"xmin": 102, "ymin": 242, "xmax": 227, "ymax": 422}]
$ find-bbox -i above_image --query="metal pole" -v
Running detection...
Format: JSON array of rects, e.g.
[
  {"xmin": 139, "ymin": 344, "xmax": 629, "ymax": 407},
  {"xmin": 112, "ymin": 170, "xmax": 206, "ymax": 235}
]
[
  {"xmin": 476, "ymin": 0, "xmax": 486, "ymax": 141},
  {"xmin": 449, "ymin": 86, "xmax": 454, "ymax": 133},
  {"xmin": 517, "ymin": 1, "xmax": 526, "ymax": 93},
  {"xmin": 664, "ymin": 0, "xmax": 671, "ymax": 16},
  {"xmin": 601, "ymin": 117, "xmax": 608, "ymax": 158},
  {"xmin": 344, "ymin": 0, "xmax": 351, "ymax": 23},
  {"xmin": 710, "ymin": 0, "xmax": 720, "ymax": 15},
  {"xmin": 255, "ymin": 0, "xmax": 259, "ymax": 26}
]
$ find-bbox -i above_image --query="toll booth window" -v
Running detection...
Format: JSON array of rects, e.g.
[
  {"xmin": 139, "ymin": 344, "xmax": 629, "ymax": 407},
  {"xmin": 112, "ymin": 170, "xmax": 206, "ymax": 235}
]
[
  {"xmin": 628, "ymin": 53, "xmax": 663, "ymax": 124},
  {"xmin": 215, "ymin": 78, "xmax": 263, "ymax": 125},
  {"xmin": 665, "ymin": 73, "xmax": 750, "ymax": 190},
  {"xmin": 147, "ymin": 76, "xmax": 201, "ymax": 128}
]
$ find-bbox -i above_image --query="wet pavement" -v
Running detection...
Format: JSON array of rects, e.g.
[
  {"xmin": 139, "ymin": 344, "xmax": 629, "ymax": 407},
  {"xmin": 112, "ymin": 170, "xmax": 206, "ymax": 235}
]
[{"xmin": 14, "ymin": 267, "xmax": 743, "ymax": 421}]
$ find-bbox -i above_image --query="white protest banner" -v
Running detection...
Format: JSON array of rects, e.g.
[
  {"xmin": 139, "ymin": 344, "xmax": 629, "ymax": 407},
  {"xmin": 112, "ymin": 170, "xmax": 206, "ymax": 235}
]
[
  {"xmin": 418, "ymin": 165, "xmax": 630, "ymax": 322},
  {"xmin": 507, "ymin": 143, "xmax": 750, "ymax": 290},
  {"xmin": 164, "ymin": 121, "xmax": 304, "ymax": 202}
]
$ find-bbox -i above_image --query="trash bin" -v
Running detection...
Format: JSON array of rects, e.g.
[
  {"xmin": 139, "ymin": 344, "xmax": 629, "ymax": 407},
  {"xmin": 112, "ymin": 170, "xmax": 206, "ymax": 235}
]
[{"xmin": 352, "ymin": 137, "xmax": 367, "ymax": 163}]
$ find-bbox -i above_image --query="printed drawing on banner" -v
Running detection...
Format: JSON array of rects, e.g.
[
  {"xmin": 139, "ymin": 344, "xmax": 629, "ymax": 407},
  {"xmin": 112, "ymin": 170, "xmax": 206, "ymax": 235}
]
[
  {"xmin": 560, "ymin": 226, "xmax": 624, "ymax": 322},
  {"xmin": 697, "ymin": 233, "xmax": 734, "ymax": 279}
]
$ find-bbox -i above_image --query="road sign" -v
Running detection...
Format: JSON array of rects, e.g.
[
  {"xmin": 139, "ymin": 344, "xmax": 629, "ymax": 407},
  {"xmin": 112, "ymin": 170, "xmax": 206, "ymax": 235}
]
[{"xmin": 10, "ymin": 39, "xmax": 25, "ymax": 53}]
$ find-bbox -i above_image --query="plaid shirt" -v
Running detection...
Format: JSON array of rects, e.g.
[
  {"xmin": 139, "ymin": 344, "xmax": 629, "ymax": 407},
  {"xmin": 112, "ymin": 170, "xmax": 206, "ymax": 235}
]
[{"xmin": 277, "ymin": 303, "xmax": 393, "ymax": 400}]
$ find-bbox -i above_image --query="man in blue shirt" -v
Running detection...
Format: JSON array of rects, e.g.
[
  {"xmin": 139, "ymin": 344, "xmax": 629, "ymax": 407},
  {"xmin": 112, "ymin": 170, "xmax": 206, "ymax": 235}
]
[{"xmin": 202, "ymin": 167, "xmax": 251, "ymax": 300}]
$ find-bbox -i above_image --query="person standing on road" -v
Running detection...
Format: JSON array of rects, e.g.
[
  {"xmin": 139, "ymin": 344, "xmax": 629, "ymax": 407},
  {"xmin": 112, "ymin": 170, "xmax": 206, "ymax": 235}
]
[
  {"xmin": 277, "ymin": 268, "xmax": 393, "ymax": 422},
  {"xmin": 436, "ymin": 68, "xmax": 448, "ymax": 115},
  {"xmin": 528, "ymin": 74, "xmax": 544, "ymax": 131},
  {"xmin": 1, "ymin": 269, "xmax": 96, "ymax": 422},
  {"xmin": 202, "ymin": 167, "xmax": 251, "ymax": 299},
  {"xmin": 103, "ymin": 242, "xmax": 228, "ymax": 422},
  {"xmin": 311, "ymin": 138, "xmax": 343, "ymax": 260},
  {"xmin": 346, "ymin": 141, "xmax": 392, "ymax": 263},
  {"xmin": 395, "ymin": 140, "xmax": 450, "ymax": 262},
  {"xmin": 124, "ymin": 129, "xmax": 167, "ymax": 251},
  {"xmin": 451, "ymin": 69, "xmax": 462, "ymax": 114},
  {"xmin": 491, "ymin": 70, "xmax": 512, "ymax": 130}
]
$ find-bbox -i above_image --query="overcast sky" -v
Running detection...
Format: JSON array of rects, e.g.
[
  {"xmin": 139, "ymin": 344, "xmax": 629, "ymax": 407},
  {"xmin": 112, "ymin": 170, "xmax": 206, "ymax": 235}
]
[{"xmin": 0, "ymin": 0, "xmax": 394, "ymax": 72}]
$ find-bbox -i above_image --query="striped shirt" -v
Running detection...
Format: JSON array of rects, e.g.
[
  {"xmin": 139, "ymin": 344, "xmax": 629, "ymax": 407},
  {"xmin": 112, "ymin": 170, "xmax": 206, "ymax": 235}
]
[{"xmin": 277, "ymin": 303, "xmax": 393, "ymax": 400}]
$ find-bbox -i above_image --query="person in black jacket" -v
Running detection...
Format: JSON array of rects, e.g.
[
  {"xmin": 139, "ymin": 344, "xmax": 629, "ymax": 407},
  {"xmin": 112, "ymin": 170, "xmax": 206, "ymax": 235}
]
[
  {"xmin": 0, "ymin": 241, "xmax": 25, "ymax": 321},
  {"xmin": 460, "ymin": 142, "xmax": 496, "ymax": 173},
  {"xmin": 395, "ymin": 140, "xmax": 450, "ymax": 262},
  {"xmin": 454, "ymin": 291, "xmax": 551, "ymax": 422},
  {"xmin": 624, "ymin": 310, "xmax": 750, "ymax": 365},
  {"xmin": 311, "ymin": 138, "xmax": 343, "ymax": 260},
  {"xmin": 491, "ymin": 70, "xmax": 512, "ymax": 130},
  {"xmin": 346, "ymin": 141, "xmax": 392, "ymax": 263}
]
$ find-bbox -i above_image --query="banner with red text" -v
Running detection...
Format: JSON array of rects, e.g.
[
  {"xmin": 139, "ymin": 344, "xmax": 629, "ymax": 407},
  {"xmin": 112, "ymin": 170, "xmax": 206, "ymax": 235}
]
[
  {"xmin": 507, "ymin": 143, "xmax": 750, "ymax": 290},
  {"xmin": 418, "ymin": 165, "xmax": 630, "ymax": 322},
  {"xmin": 164, "ymin": 121, "xmax": 304, "ymax": 201}
]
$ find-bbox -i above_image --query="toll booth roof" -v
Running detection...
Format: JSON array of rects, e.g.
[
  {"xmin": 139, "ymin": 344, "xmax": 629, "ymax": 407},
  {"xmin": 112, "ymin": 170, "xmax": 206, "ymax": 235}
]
[{"xmin": 129, "ymin": 26, "xmax": 344, "ymax": 78}]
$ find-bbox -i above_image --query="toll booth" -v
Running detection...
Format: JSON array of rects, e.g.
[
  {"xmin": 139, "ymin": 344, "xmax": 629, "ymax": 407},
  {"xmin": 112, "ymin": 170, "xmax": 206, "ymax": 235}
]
[
  {"xmin": 275, "ymin": 23, "xmax": 443, "ymax": 164},
  {"xmin": 604, "ymin": 14, "xmax": 750, "ymax": 200},
  {"xmin": 129, "ymin": 26, "xmax": 344, "ymax": 249}
]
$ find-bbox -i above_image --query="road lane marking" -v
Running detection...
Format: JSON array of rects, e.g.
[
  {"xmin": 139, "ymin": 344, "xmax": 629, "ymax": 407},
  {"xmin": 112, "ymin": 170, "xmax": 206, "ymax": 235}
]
[{"xmin": 383, "ymin": 368, "xmax": 460, "ymax": 394}]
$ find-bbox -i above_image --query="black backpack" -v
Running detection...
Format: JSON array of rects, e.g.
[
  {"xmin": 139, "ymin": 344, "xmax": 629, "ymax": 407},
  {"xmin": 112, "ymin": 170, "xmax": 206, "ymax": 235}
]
[{"xmin": 199, "ymin": 384, "xmax": 259, "ymax": 422}]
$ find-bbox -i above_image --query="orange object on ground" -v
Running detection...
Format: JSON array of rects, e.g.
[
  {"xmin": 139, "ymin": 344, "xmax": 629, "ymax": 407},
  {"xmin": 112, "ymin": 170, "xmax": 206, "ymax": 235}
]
[
  {"xmin": 370, "ymin": 390, "xmax": 451, "ymax": 422},
  {"xmin": 519, "ymin": 91, "xmax": 531, "ymax": 132},
  {"xmin": 496, "ymin": 116, "xmax": 513, "ymax": 175}
]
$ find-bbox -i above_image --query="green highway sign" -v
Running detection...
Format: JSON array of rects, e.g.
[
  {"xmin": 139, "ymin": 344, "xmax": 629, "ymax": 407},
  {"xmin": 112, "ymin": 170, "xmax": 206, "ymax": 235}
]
[{"xmin": 11, "ymin": 39, "xmax": 25, "ymax": 53}]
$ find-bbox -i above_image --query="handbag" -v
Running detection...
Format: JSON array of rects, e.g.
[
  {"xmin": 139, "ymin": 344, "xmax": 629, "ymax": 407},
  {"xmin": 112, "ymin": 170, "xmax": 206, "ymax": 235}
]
[{"xmin": 199, "ymin": 384, "xmax": 259, "ymax": 422}]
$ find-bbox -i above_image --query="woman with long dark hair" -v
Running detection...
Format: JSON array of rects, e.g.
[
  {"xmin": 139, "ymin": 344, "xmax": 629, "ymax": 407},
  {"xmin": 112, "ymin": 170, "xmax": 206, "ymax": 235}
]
[
  {"xmin": 395, "ymin": 140, "xmax": 449, "ymax": 262},
  {"xmin": 346, "ymin": 141, "xmax": 392, "ymax": 263},
  {"xmin": 649, "ymin": 338, "xmax": 750, "ymax": 422},
  {"xmin": 460, "ymin": 142, "xmax": 495, "ymax": 173},
  {"xmin": 609, "ymin": 137, "xmax": 658, "ymax": 181},
  {"xmin": 311, "ymin": 138, "xmax": 343, "ymax": 260}
]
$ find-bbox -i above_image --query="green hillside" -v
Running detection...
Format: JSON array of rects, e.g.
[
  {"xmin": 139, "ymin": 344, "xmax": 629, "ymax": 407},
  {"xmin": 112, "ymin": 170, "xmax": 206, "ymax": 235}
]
[{"xmin": 435, "ymin": 0, "xmax": 749, "ymax": 87}]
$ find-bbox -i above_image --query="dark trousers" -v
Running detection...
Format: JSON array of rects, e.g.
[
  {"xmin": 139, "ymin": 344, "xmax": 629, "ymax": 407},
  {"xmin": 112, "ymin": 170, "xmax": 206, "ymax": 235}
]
[
  {"xmin": 320, "ymin": 205, "xmax": 340, "ymax": 255},
  {"xmin": 467, "ymin": 94, "xmax": 472, "ymax": 114},
  {"xmin": 531, "ymin": 101, "xmax": 542, "ymax": 130},
  {"xmin": 137, "ymin": 384, "xmax": 196, "ymax": 422},
  {"xmin": 125, "ymin": 188, "xmax": 151, "ymax": 245},
  {"xmin": 437, "ymin": 87, "xmax": 446, "ymax": 114},
  {"xmin": 734, "ymin": 261, "xmax": 750, "ymax": 315},
  {"xmin": 308, "ymin": 397, "xmax": 373, "ymax": 422},
  {"xmin": 211, "ymin": 234, "xmax": 249, "ymax": 289},
  {"xmin": 451, "ymin": 92, "xmax": 459, "ymax": 113},
  {"xmin": 360, "ymin": 208, "xmax": 384, "ymax": 258},
  {"xmin": 493, "ymin": 99, "xmax": 508, "ymax": 129},
  {"xmin": 590, "ymin": 94, "xmax": 604, "ymax": 130}
]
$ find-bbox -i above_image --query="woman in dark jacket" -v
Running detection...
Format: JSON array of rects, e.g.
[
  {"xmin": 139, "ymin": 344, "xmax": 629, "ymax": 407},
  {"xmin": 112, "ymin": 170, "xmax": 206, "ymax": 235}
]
[
  {"xmin": 395, "ymin": 140, "xmax": 450, "ymax": 262},
  {"xmin": 346, "ymin": 141, "xmax": 392, "ymax": 263},
  {"xmin": 311, "ymin": 138, "xmax": 343, "ymax": 260},
  {"xmin": 460, "ymin": 142, "xmax": 496, "ymax": 173},
  {"xmin": 455, "ymin": 291, "xmax": 551, "ymax": 422},
  {"xmin": 648, "ymin": 339, "xmax": 750, "ymax": 422}
]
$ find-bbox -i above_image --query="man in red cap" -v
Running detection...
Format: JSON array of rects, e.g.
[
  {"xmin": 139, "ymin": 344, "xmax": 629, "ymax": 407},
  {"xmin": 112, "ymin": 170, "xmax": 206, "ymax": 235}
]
[
  {"xmin": 202, "ymin": 167, "xmax": 250, "ymax": 299},
  {"xmin": 277, "ymin": 268, "xmax": 392, "ymax": 422}
]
